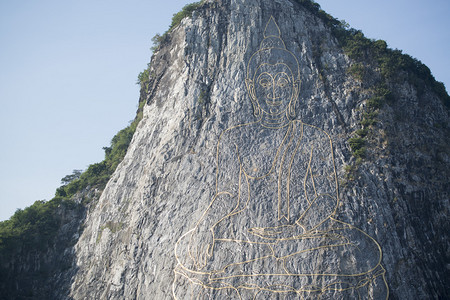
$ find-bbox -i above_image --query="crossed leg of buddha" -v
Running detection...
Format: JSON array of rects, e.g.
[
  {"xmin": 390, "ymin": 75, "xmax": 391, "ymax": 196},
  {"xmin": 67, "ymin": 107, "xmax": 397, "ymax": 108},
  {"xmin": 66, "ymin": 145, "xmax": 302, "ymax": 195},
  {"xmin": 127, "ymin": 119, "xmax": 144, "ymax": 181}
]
[{"xmin": 174, "ymin": 219, "xmax": 388, "ymax": 299}]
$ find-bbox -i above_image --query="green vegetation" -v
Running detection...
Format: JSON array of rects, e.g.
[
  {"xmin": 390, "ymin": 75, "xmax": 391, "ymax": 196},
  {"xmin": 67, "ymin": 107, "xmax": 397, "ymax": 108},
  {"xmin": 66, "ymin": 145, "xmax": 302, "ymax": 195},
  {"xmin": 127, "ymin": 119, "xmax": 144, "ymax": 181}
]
[
  {"xmin": 336, "ymin": 27, "xmax": 449, "ymax": 106},
  {"xmin": 169, "ymin": 1, "xmax": 203, "ymax": 32},
  {"xmin": 366, "ymin": 96, "xmax": 384, "ymax": 110},
  {"xmin": 0, "ymin": 198, "xmax": 75, "ymax": 258},
  {"xmin": 60, "ymin": 169, "xmax": 82, "ymax": 185},
  {"xmin": 293, "ymin": 0, "xmax": 341, "ymax": 29},
  {"xmin": 96, "ymin": 221, "xmax": 125, "ymax": 243},
  {"xmin": 294, "ymin": 0, "xmax": 449, "ymax": 177},
  {"xmin": 360, "ymin": 111, "xmax": 377, "ymax": 127},
  {"xmin": 2, "ymin": 0, "xmax": 164, "ymax": 267},
  {"xmin": 137, "ymin": 63, "xmax": 151, "ymax": 85},
  {"xmin": 347, "ymin": 63, "xmax": 365, "ymax": 81},
  {"xmin": 1, "ymin": 100, "xmax": 143, "ymax": 261},
  {"xmin": 348, "ymin": 137, "xmax": 366, "ymax": 159},
  {"xmin": 194, "ymin": 89, "xmax": 210, "ymax": 120},
  {"xmin": 355, "ymin": 128, "xmax": 368, "ymax": 138},
  {"xmin": 56, "ymin": 110, "xmax": 143, "ymax": 200},
  {"xmin": 344, "ymin": 163, "xmax": 359, "ymax": 182},
  {"xmin": 148, "ymin": 1, "xmax": 204, "ymax": 53},
  {"xmin": 294, "ymin": 0, "xmax": 449, "ymax": 108},
  {"xmin": 292, "ymin": 0, "xmax": 449, "ymax": 172},
  {"xmin": 346, "ymin": 84, "xmax": 391, "ymax": 163},
  {"xmin": 138, "ymin": 1, "xmax": 205, "ymax": 86}
]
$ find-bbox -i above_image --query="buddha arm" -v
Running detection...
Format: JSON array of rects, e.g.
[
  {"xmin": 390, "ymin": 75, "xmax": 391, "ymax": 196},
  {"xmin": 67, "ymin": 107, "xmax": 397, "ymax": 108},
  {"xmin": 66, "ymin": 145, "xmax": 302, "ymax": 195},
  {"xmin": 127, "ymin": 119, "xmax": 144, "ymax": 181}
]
[
  {"xmin": 205, "ymin": 134, "xmax": 242, "ymax": 228},
  {"xmin": 296, "ymin": 128, "xmax": 338, "ymax": 232},
  {"xmin": 189, "ymin": 189, "xmax": 241, "ymax": 270},
  {"xmin": 188, "ymin": 135, "xmax": 240, "ymax": 268}
]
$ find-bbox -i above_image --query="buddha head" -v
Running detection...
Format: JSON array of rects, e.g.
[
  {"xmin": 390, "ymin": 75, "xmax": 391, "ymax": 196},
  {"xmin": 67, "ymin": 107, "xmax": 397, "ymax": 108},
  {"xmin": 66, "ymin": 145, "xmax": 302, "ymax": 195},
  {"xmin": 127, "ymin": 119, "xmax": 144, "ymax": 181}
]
[{"xmin": 246, "ymin": 17, "xmax": 301, "ymax": 119}]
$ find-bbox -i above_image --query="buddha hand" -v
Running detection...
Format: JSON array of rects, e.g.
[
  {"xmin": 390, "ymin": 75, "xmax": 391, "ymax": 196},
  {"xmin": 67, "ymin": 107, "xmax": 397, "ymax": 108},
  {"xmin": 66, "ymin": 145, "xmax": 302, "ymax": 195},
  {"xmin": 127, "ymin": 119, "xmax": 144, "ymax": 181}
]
[
  {"xmin": 249, "ymin": 224, "xmax": 305, "ymax": 240},
  {"xmin": 188, "ymin": 225, "xmax": 214, "ymax": 270}
]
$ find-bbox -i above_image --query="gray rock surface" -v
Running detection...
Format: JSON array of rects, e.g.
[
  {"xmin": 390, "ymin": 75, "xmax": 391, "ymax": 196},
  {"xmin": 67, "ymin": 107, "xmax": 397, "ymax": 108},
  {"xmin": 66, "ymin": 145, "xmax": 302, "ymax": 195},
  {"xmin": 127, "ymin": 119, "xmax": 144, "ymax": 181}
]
[{"xmin": 67, "ymin": 0, "xmax": 449, "ymax": 299}]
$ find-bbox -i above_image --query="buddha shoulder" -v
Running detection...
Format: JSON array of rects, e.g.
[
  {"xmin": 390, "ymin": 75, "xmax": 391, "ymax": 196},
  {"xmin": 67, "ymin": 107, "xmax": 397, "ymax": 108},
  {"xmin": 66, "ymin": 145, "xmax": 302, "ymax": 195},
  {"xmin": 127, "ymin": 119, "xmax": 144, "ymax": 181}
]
[
  {"xmin": 301, "ymin": 123, "xmax": 333, "ymax": 148},
  {"xmin": 217, "ymin": 122, "xmax": 261, "ymax": 148}
]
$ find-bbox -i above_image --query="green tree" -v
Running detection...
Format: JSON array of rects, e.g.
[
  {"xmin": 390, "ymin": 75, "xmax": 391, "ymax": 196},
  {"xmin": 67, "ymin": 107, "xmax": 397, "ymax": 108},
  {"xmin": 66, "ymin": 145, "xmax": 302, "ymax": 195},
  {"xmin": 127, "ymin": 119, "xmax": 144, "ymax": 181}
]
[{"xmin": 60, "ymin": 169, "xmax": 82, "ymax": 185}]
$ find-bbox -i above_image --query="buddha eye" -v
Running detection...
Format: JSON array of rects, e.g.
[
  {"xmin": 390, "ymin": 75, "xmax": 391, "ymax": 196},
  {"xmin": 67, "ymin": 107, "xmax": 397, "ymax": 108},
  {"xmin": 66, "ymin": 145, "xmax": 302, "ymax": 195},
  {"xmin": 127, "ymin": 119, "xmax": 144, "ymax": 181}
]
[
  {"xmin": 259, "ymin": 78, "xmax": 272, "ymax": 88},
  {"xmin": 277, "ymin": 78, "xmax": 288, "ymax": 87}
]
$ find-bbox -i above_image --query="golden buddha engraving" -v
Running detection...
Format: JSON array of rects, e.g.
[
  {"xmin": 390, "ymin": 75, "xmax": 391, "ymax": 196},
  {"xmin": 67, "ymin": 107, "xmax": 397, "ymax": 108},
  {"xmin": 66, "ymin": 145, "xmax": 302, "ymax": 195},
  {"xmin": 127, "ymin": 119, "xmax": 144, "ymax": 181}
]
[{"xmin": 173, "ymin": 17, "xmax": 388, "ymax": 299}]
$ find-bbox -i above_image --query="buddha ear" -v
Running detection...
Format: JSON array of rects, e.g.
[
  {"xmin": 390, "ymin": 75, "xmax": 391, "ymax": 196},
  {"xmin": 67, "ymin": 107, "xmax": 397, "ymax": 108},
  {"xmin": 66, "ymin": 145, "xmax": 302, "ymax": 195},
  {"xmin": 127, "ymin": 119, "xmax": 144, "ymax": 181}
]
[
  {"xmin": 245, "ymin": 78, "xmax": 255, "ymax": 101},
  {"xmin": 289, "ymin": 79, "xmax": 301, "ymax": 118},
  {"xmin": 293, "ymin": 79, "xmax": 301, "ymax": 98},
  {"xmin": 245, "ymin": 78, "xmax": 260, "ymax": 118}
]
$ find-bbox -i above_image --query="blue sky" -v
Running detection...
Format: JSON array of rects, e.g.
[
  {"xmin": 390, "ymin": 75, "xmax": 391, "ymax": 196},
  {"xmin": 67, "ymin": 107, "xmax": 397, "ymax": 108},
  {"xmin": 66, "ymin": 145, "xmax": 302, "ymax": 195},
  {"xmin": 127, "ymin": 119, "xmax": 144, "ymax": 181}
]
[{"xmin": 0, "ymin": 0, "xmax": 448, "ymax": 221}]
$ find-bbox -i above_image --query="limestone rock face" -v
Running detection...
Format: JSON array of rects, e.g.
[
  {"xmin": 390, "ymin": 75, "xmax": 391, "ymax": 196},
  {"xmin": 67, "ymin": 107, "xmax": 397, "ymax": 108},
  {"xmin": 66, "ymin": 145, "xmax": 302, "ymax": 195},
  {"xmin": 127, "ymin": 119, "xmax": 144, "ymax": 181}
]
[{"xmin": 69, "ymin": 0, "xmax": 449, "ymax": 299}]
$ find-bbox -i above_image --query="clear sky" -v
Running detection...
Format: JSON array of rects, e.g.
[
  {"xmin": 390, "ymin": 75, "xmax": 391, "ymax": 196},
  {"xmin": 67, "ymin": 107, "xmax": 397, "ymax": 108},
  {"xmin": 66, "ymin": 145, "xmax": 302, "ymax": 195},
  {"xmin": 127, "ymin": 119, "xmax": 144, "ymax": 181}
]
[{"xmin": 0, "ymin": 0, "xmax": 448, "ymax": 221}]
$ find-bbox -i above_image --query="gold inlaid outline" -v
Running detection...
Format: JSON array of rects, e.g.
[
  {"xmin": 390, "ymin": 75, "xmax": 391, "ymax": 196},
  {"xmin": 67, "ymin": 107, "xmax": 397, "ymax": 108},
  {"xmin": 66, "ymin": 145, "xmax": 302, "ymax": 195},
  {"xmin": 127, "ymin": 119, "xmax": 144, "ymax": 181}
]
[{"xmin": 172, "ymin": 16, "xmax": 388, "ymax": 300}]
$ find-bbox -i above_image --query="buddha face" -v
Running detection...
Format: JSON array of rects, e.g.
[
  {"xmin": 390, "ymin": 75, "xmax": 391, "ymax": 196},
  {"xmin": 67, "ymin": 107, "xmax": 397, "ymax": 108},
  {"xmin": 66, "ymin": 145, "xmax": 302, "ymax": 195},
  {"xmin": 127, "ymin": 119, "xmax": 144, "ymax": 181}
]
[{"xmin": 251, "ymin": 63, "xmax": 296, "ymax": 116}]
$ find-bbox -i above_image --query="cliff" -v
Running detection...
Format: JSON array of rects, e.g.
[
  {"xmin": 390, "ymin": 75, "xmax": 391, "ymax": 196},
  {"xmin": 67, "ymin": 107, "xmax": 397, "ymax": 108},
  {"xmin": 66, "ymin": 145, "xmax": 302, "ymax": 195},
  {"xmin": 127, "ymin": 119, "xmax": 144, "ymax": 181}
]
[{"xmin": 1, "ymin": 0, "xmax": 449, "ymax": 299}]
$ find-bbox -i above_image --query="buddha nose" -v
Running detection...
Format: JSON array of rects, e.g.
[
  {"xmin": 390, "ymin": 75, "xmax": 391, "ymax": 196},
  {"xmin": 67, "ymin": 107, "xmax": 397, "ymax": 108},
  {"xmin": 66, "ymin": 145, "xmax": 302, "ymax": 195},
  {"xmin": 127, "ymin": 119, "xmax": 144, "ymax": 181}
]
[{"xmin": 267, "ymin": 86, "xmax": 279, "ymax": 99}]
